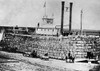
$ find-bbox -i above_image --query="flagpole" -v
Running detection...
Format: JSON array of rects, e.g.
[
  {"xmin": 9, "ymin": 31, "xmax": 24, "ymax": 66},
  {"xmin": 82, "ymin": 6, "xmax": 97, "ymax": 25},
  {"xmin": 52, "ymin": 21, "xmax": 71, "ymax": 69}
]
[{"xmin": 44, "ymin": 1, "xmax": 47, "ymax": 18}]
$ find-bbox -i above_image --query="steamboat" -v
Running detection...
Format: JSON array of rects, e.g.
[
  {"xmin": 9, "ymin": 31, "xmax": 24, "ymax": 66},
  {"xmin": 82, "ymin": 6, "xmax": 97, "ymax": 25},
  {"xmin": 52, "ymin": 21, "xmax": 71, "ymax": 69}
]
[{"xmin": 0, "ymin": 0, "xmax": 100, "ymax": 71}]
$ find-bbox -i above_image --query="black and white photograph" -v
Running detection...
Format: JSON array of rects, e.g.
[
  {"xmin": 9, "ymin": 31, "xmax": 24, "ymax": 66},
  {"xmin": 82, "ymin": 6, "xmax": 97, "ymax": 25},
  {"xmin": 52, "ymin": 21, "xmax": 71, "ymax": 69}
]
[{"xmin": 0, "ymin": 0, "xmax": 100, "ymax": 71}]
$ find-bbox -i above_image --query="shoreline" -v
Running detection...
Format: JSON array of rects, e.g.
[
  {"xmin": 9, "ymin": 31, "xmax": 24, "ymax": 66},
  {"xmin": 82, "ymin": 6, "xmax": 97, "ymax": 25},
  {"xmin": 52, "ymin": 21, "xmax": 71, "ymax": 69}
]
[{"xmin": 0, "ymin": 51, "xmax": 100, "ymax": 71}]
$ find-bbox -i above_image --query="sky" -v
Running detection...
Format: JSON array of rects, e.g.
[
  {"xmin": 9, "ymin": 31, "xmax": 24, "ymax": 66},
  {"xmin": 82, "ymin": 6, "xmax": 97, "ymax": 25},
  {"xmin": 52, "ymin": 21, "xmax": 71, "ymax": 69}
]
[{"xmin": 0, "ymin": 0, "xmax": 100, "ymax": 30}]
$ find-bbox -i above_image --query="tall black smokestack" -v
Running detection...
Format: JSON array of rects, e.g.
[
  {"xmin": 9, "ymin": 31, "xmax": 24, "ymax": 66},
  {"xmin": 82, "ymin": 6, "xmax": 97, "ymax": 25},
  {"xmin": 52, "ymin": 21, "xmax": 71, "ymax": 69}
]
[
  {"xmin": 60, "ymin": 1, "xmax": 65, "ymax": 35},
  {"xmin": 69, "ymin": 2, "xmax": 73, "ymax": 35}
]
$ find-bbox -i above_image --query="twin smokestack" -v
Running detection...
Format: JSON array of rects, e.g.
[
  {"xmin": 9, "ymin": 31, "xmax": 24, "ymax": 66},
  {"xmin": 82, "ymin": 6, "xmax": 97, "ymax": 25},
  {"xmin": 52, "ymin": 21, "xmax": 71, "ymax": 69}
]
[{"xmin": 60, "ymin": 1, "xmax": 73, "ymax": 35}]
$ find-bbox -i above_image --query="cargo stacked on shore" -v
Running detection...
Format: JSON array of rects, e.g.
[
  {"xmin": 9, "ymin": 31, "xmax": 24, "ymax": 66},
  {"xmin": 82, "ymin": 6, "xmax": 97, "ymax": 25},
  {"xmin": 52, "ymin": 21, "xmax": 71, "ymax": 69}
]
[{"xmin": 2, "ymin": 33, "xmax": 100, "ymax": 60}]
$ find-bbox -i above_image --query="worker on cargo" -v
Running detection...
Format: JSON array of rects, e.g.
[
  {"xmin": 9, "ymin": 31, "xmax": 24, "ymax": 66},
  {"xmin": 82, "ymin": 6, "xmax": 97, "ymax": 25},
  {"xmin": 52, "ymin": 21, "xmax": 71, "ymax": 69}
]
[
  {"xmin": 68, "ymin": 51, "xmax": 72, "ymax": 62},
  {"xmin": 68, "ymin": 51, "xmax": 71, "ymax": 58},
  {"xmin": 68, "ymin": 51, "xmax": 75, "ymax": 63},
  {"xmin": 86, "ymin": 51, "xmax": 94, "ymax": 59}
]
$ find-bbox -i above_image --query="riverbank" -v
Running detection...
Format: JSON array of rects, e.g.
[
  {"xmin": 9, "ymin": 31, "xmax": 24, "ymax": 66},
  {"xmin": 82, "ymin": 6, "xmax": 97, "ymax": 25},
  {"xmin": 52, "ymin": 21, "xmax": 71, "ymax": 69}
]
[{"xmin": 0, "ymin": 51, "xmax": 100, "ymax": 71}]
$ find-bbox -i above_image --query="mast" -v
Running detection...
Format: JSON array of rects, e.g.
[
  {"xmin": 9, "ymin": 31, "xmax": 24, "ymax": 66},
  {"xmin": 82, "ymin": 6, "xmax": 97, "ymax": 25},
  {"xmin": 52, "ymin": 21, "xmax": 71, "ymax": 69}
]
[{"xmin": 80, "ymin": 10, "xmax": 83, "ymax": 35}]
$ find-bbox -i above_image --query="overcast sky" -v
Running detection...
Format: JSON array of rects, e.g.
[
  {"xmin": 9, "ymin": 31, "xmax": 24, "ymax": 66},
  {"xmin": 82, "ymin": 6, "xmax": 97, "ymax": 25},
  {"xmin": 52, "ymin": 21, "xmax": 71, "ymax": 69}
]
[{"xmin": 0, "ymin": 0, "xmax": 100, "ymax": 30}]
